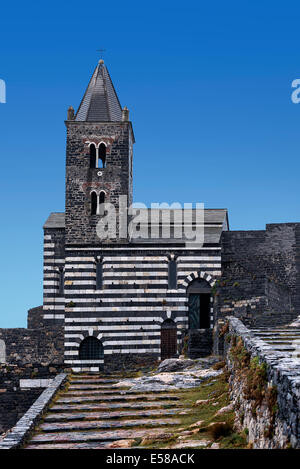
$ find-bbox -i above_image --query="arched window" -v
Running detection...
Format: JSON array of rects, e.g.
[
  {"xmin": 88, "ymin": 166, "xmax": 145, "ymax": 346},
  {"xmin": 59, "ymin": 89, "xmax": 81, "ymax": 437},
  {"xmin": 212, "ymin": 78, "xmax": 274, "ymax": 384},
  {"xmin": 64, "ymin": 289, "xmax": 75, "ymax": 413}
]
[
  {"xmin": 90, "ymin": 144, "xmax": 96, "ymax": 168},
  {"xmin": 98, "ymin": 143, "xmax": 106, "ymax": 168},
  {"xmin": 99, "ymin": 191, "xmax": 105, "ymax": 216},
  {"xmin": 79, "ymin": 337, "xmax": 104, "ymax": 360},
  {"xmin": 91, "ymin": 192, "xmax": 97, "ymax": 215},
  {"xmin": 99, "ymin": 191, "xmax": 105, "ymax": 204},
  {"xmin": 58, "ymin": 267, "xmax": 64, "ymax": 296},
  {"xmin": 168, "ymin": 258, "xmax": 177, "ymax": 289}
]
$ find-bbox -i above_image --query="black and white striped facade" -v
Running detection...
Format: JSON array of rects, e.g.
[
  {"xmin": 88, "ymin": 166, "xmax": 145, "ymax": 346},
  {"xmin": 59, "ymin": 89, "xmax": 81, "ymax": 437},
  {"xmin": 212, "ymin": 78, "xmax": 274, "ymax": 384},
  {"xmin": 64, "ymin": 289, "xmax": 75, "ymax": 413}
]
[{"xmin": 43, "ymin": 215, "xmax": 228, "ymax": 371}]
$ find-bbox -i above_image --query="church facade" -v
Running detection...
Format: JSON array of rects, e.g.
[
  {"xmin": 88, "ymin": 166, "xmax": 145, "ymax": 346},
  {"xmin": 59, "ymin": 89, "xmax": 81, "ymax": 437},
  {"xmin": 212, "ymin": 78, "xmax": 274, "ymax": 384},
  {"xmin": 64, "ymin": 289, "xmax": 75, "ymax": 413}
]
[{"xmin": 42, "ymin": 60, "xmax": 229, "ymax": 371}]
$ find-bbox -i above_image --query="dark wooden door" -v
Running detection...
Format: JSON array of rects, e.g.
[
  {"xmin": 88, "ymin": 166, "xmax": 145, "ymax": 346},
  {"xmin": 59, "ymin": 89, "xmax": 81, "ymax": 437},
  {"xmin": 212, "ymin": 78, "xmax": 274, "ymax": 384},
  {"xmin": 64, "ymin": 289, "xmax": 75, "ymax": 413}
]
[{"xmin": 161, "ymin": 321, "xmax": 177, "ymax": 360}]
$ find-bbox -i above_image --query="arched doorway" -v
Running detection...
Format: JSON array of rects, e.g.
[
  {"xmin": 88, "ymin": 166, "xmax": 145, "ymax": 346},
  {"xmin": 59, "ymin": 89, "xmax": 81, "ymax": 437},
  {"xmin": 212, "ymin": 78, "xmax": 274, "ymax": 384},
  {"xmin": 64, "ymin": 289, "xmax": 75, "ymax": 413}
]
[
  {"xmin": 187, "ymin": 278, "xmax": 211, "ymax": 329},
  {"xmin": 161, "ymin": 319, "xmax": 177, "ymax": 360},
  {"xmin": 79, "ymin": 336, "xmax": 104, "ymax": 360}
]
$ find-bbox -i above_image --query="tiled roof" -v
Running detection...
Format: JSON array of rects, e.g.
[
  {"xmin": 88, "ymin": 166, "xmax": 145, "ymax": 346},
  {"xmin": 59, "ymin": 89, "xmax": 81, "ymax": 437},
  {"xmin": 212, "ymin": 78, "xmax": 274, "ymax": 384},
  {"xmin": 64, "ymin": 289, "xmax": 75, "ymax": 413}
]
[
  {"xmin": 43, "ymin": 212, "xmax": 65, "ymax": 229},
  {"xmin": 43, "ymin": 209, "xmax": 228, "ymax": 245},
  {"xmin": 75, "ymin": 61, "xmax": 122, "ymax": 122}
]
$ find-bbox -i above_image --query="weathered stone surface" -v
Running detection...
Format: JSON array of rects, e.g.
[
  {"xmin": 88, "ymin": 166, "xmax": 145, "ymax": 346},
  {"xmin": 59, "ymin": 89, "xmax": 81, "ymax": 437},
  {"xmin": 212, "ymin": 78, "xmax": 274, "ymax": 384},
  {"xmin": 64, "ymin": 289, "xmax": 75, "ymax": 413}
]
[
  {"xmin": 195, "ymin": 399, "xmax": 211, "ymax": 406},
  {"xmin": 0, "ymin": 373, "xmax": 67, "ymax": 449},
  {"xmin": 225, "ymin": 317, "xmax": 300, "ymax": 449},
  {"xmin": 114, "ymin": 369, "xmax": 222, "ymax": 392},
  {"xmin": 106, "ymin": 439, "xmax": 135, "ymax": 448},
  {"xmin": 26, "ymin": 441, "xmax": 116, "ymax": 449},
  {"xmin": 140, "ymin": 432, "xmax": 174, "ymax": 445},
  {"xmin": 40, "ymin": 417, "xmax": 180, "ymax": 432},
  {"xmin": 157, "ymin": 359, "xmax": 194, "ymax": 373},
  {"xmin": 45, "ymin": 408, "xmax": 184, "ymax": 421},
  {"xmin": 189, "ymin": 420, "xmax": 204, "ymax": 429},
  {"xmin": 215, "ymin": 404, "xmax": 234, "ymax": 416},
  {"xmin": 29, "ymin": 428, "xmax": 175, "ymax": 444},
  {"xmin": 50, "ymin": 400, "xmax": 182, "ymax": 412},
  {"xmin": 171, "ymin": 439, "xmax": 210, "ymax": 448},
  {"xmin": 210, "ymin": 442, "xmax": 220, "ymax": 449},
  {"xmin": 56, "ymin": 393, "xmax": 180, "ymax": 403}
]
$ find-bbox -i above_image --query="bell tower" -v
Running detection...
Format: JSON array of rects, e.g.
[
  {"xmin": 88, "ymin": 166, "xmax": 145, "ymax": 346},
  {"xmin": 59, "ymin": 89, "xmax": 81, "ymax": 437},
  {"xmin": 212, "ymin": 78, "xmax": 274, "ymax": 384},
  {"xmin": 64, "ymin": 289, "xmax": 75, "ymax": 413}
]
[{"xmin": 65, "ymin": 60, "xmax": 134, "ymax": 245}]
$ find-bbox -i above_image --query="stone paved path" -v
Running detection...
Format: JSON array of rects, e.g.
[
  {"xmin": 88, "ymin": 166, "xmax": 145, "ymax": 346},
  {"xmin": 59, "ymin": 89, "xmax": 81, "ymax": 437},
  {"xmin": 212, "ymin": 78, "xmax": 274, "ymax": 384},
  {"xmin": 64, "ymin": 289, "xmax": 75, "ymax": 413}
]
[
  {"xmin": 251, "ymin": 327, "xmax": 300, "ymax": 356},
  {"xmin": 24, "ymin": 373, "xmax": 186, "ymax": 449}
]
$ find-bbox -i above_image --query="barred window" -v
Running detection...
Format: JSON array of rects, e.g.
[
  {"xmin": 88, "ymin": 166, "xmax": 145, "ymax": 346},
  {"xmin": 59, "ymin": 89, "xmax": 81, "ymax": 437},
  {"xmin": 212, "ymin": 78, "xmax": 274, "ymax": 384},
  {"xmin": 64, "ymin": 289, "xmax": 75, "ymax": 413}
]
[{"xmin": 79, "ymin": 337, "xmax": 104, "ymax": 360}]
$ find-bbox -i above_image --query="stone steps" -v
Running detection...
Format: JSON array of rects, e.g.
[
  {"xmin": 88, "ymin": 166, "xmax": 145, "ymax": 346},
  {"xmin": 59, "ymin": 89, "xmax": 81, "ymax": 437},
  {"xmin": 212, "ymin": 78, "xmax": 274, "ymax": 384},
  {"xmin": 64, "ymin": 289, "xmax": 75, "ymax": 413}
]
[
  {"xmin": 45, "ymin": 408, "xmax": 186, "ymax": 422},
  {"xmin": 68, "ymin": 384, "xmax": 119, "ymax": 390},
  {"xmin": 64, "ymin": 389, "xmax": 133, "ymax": 395},
  {"xmin": 26, "ymin": 442, "xmax": 113, "ymax": 449},
  {"xmin": 28, "ymin": 428, "xmax": 174, "ymax": 445},
  {"xmin": 251, "ymin": 327, "xmax": 300, "ymax": 355},
  {"xmin": 24, "ymin": 373, "xmax": 182, "ymax": 449},
  {"xmin": 39, "ymin": 417, "xmax": 180, "ymax": 432},
  {"xmin": 56, "ymin": 394, "xmax": 179, "ymax": 404},
  {"xmin": 49, "ymin": 401, "xmax": 182, "ymax": 412},
  {"xmin": 70, "ymin": 379, "xmax": 118, "ymax": 384}
]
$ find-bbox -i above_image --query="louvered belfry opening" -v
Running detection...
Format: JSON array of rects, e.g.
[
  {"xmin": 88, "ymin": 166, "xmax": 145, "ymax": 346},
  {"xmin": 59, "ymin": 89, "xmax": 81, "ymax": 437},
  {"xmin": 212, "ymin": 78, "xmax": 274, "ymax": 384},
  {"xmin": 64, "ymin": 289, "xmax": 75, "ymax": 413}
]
[{"xmin": 79, "ymin": 337, "xmax": 104, "ymax": 360}]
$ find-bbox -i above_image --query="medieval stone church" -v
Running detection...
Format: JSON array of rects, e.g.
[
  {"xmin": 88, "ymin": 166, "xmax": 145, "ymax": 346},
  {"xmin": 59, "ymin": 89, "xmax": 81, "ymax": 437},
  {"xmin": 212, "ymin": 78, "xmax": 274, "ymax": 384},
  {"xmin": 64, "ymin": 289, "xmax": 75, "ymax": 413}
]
[
  {"xmin": 42, "ymin": 59, "xmax": 229, "ymax": 372},
  {"xmin": 1, "ymin": 59, "xmax": 299, "ymax": 378}
]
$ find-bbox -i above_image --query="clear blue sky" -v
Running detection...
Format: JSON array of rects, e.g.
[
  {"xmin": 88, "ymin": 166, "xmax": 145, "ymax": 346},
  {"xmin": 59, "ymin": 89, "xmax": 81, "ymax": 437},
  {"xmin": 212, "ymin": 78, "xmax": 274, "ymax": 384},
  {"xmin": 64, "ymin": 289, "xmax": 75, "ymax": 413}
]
[{"xmin": 0, "ymin": 0, "xmax": 300, "ymax": 327}]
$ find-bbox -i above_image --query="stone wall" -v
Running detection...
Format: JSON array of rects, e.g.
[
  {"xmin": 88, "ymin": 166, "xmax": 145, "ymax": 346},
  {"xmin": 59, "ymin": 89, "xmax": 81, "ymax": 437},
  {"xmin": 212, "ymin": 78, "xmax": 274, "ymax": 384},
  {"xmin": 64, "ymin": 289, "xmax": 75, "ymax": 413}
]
[
  {"xmin": 104, "ymin": 353, "xmax": 158, "ymax": 373},
  {"xmin": 0, "ymin": 364, "xmax": 64, "ymax": 434},
  {"xmin": 216, "ymin": 223, "xmax": 300, "ymax": 327},
  {"xmin": 185, "ymin": 330, "xmax": 213, "ymax": 358},
  {"xmin": 0, "ymin": 373, "xmax": 67, "ymax": 448},
  {"xmin": 65, "ymin": 121, "xmax": 134, "ymax": 244},
  {"xmin": 27, "ymin": 306, "xmax": 44, "ymax": 329},
  {"xmin": 222, "ymin": 317, "xmax": 300, "ymax": 449},
  {"xmin": 0, "ymin": 326, "xmax": 64, "ymax": 366}
]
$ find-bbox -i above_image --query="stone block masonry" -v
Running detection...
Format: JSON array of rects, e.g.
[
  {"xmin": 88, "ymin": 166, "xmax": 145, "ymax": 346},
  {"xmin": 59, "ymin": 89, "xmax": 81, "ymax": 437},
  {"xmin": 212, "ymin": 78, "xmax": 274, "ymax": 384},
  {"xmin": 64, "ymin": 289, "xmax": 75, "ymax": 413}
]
[
  {"xmin": 0, "ymin": 373, "xmax": 67, "ymax": 449},
  {"xmin": 215, "ymin": 223, "xmax": 300, "ymax": 327},
  {"xmin": 0, "ymin": 326, "xmax": 64, "ymax": 365},
  {"xmin": 223, "ymin": 317, "xmax": 300, "ymax": 449},
  {"xmin": 0, "ymin": 364, "xmax": 65, "ymax": 434}
]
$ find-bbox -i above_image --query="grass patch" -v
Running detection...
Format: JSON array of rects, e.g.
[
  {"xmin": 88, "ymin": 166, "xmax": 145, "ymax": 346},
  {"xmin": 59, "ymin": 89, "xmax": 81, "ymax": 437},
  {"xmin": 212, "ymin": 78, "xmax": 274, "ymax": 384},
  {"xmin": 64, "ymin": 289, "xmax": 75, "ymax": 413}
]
[{"xmin": 140, "ymin": 372, "xmax": 247, "ymax": 450}]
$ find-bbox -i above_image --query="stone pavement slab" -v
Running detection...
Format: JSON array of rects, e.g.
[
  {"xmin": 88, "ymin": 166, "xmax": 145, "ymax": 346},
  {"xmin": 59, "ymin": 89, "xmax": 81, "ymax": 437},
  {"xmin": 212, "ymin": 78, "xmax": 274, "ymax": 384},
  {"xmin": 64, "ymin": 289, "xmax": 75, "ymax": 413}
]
[
  {"xmin": 40, "ymin": 417, "xmax": 180, "ymax": 432},
  {"xmin": 45, "ymin": 408, "xmax": 185, "ymax": 421}
]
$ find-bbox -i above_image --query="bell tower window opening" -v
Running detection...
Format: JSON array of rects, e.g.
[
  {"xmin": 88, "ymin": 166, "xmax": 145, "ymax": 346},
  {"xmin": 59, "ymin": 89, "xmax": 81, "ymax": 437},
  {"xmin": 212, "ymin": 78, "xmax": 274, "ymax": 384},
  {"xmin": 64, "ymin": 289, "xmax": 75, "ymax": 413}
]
[
  {"xmin": 98, "ymin": 143, "xmax": 106, "ymax": 168},
  {"xmin": 91, "ymin": 191, "xmax": 97, "ymax": 215},
  {"xmin": 90, "ymin": 144, "xmax": 96, "ymax": 168}
]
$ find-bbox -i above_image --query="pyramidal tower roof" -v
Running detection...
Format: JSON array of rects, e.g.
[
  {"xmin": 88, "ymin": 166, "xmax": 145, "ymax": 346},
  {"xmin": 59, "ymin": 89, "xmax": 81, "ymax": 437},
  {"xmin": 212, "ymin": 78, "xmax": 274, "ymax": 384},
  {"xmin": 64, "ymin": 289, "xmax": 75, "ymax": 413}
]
[{"xmin": 75, "ymin": 60, "xmax": 122, "ymax": 122}]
